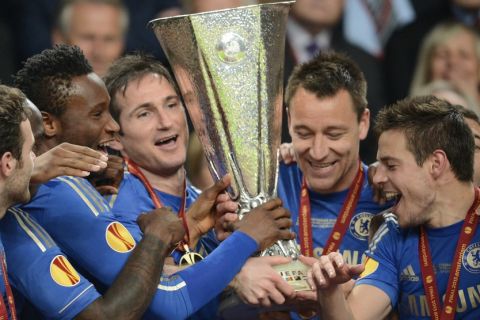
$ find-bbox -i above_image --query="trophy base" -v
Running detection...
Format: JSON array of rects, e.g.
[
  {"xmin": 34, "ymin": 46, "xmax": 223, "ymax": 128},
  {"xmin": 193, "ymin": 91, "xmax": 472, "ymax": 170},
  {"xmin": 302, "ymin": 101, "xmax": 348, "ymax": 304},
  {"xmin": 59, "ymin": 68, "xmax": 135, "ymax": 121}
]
[{"xmin": 273, "ymin": 260, "xmax": 311, "ymax": 292}]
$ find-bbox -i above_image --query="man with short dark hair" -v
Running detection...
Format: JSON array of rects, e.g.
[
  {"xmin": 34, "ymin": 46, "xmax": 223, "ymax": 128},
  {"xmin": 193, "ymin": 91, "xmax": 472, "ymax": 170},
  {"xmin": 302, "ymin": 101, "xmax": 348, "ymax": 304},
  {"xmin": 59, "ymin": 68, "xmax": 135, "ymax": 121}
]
[
  {"xmin": 0, "ymin": 84, "xmax": 35, "ymax": 319},
  {"xmin": 310, "ymin": 96, "xmax": 480, "ymax": 319},
  {"xmin": 3, "ymin": 45, "xmax": 293, "ymax": 319},
  {"xmin": 280, "ymin": 52, "xmax": 390, "ymax": 267}
]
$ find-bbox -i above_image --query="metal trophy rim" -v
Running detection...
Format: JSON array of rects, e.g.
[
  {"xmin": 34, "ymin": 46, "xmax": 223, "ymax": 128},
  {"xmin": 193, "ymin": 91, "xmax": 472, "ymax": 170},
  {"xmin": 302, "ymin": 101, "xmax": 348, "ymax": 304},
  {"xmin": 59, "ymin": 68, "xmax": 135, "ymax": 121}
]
[{"xmin": 148, "ymin": 1, "xmax": 295, "ymax": 28}]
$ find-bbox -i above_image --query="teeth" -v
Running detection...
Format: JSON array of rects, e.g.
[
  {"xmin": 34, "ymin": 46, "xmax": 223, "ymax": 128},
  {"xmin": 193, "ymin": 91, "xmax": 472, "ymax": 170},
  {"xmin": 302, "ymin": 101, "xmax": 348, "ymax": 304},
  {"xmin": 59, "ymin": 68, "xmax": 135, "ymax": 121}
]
[
  {"xmin": 310, "ymin": 162, "xmax": 334, "ymax": 168},
  {"xmin": 156, "ymin": 135, "xmax": 176, "ymax": 144},
  {"xmin": 383, "ymin": 192, "xmax": 399, "ymax": 201}
]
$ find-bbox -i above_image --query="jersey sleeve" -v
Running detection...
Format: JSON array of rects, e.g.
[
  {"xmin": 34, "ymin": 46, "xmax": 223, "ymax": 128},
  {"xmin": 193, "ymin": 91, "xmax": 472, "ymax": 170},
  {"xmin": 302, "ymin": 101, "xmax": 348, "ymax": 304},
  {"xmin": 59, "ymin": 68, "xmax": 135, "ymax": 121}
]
[
  {"xmin": 24, "ymin": 177, "xmax": 140, "ymax": 286},
  {"xmin": 355, "ymin": 213, "xmax": 401, "ymax": 306},
  {"xmin": 144, "ymin": 231, "xmax": 258, "ymax": 319},
  {"xmin": 1, "ymin": 208, "xmax": 100, "ymax": 320}
]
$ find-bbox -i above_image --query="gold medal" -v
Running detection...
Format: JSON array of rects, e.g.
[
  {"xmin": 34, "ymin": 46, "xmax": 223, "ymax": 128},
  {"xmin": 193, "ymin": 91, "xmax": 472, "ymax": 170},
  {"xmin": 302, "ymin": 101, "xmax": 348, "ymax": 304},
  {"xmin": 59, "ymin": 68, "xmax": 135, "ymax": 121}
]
[{"xmin": 179, "ymin": 244, "xmax": 203, "ymax": 266}]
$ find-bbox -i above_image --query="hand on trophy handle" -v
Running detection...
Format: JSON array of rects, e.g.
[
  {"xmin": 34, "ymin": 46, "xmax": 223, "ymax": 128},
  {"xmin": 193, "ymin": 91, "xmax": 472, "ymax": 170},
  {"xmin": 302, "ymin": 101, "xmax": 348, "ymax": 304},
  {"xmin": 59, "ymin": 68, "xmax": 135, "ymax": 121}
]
[
  {"xmin": 214, "ymin": 192, "xmax": 239, "ymax": 241},
  {"xmin": 234, "ymin": 198, "xmax": 294, "ymax": 251},
  {"xmin": 231, "ymin": 256, "xmax": 296, "ymax": 307},
  {"xmin": 185, "ymin": 175, "xmax": 233, "ymax": 247}
]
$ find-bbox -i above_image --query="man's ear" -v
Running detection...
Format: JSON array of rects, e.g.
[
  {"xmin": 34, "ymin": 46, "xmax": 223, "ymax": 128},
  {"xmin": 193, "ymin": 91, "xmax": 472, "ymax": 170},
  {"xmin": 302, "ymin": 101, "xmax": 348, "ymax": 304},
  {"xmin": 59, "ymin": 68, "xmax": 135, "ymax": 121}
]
[
  {"xmin": 358, "ymin": 108, "xmax": 370, "ymax": 141},
  {"xmin": 42, "ymin": 112, "xmax": 61, "ymax": 138},
  {"xmin": 0, "ymin": 152, "xmax": 17, "ymax": 178},
  {"xmin": 430, "ymin": 149, "xmax": 448, "ymax": 179}
]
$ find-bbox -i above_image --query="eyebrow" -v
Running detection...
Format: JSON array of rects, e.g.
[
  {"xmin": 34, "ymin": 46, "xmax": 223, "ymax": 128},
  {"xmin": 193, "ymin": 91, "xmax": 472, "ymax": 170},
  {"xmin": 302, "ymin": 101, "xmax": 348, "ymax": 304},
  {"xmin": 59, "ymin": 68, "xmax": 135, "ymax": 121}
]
[
  {"xmin": 127, "ymin": 95, "xmax": 180, "ymax": 118},
  {"xmin": 128, "ymin": 103, "xmax": 154, "ymax": 117},
  {"xmin": 378, "ymin": 156, "xmax": 398, "ymax": 163}
]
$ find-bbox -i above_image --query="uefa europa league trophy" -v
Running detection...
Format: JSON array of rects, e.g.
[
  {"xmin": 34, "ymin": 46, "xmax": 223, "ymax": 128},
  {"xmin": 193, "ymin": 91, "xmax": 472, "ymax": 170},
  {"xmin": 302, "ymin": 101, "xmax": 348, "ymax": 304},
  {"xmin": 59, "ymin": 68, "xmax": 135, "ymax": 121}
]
[{"xmin": 150, "ymin": 1, "xmax": 309, "ymax": 291}]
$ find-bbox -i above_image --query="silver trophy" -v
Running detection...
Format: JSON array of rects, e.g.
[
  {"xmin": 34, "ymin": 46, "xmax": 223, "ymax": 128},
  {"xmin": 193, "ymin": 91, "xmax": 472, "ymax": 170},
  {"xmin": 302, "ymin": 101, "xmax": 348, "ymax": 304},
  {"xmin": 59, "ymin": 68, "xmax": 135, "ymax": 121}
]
[{"xmin": 150, "ymin": 1, "xmax": 309, "ymax": 292}]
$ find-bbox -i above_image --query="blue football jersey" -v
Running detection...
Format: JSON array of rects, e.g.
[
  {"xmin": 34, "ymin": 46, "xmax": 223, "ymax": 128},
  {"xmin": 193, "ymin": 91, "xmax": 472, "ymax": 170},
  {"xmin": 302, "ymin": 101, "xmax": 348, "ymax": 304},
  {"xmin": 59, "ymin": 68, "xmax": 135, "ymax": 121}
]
[
  {"xmin": 13, "ymin": 176, "xmax": 257, "ymax": 319},
  {"xmin": 107, "ymin": 172, "xmax": 219, "ymax": 256},
  {"xmin": 357, "ymin": 212, "xmax": 480, "ymax": 319},
  {"xmin": 278, "ymin": 162, "xmax": 391, "ymax": 265},
  {"xmin": 0, "ymin": 207, "xmax": 100, "ymax": 319}
]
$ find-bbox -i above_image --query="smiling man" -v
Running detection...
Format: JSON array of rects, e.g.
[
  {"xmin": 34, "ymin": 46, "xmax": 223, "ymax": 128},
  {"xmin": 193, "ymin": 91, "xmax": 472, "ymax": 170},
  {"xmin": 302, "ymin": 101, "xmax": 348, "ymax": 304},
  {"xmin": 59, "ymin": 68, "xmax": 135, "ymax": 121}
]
[
  {"xmin": 278, "ymin": 52, "xmax": 391, "ymax": 265},
  {"xmin": 2, "ymin": 45, "xmax": 292, "ymax": 319},
  {"xmin": 310, "ymin": 96, "xmax": 480, "ymax": 319}
]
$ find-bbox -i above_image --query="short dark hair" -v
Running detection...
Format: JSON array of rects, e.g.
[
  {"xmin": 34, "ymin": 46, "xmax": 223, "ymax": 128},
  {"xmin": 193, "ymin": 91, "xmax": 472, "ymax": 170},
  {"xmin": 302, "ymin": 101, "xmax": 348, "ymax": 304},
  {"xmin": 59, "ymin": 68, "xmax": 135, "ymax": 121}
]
[
  {"xmin": 0, "ymin": 85, "xmax": 27, "ymax": 160},
  {"xmin": 104, "ymin": 53, "xmax": 180, "ymax": 126},
  {"xmin": 13, "ymin": 44, "xmax": 92, "ymax": 117},
  {"xmin": 285, "ymin": 51, "xmax": 368, "ymax": 121},
  {"xmin": 374, "ymin": 95, "xmax": 474, "ymax": 182}
]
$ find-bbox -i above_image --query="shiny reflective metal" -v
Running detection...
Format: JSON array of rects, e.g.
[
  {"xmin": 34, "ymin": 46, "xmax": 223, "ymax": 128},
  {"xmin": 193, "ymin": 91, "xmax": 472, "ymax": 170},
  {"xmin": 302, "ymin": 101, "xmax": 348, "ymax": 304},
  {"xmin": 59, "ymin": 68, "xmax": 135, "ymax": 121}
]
[{"xmin": 150, "ymin": 2, "xmax": 300, "ymax": 260}]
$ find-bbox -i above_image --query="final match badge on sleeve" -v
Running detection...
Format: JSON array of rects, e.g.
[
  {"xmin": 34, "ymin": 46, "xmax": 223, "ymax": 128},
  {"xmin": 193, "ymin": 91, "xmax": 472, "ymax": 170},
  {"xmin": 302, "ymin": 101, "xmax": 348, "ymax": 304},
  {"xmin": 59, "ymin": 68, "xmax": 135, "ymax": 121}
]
[
  {"xmin": 360, "ymin": 257, "xmax": 379, "ymax": 278},
  {"xmin": 50, "ymin": 255, "xmax": 80, "ymax": 287},
  {"xmin": 105, "ymin": 222, "xmax": 136, "ymax": 253}
]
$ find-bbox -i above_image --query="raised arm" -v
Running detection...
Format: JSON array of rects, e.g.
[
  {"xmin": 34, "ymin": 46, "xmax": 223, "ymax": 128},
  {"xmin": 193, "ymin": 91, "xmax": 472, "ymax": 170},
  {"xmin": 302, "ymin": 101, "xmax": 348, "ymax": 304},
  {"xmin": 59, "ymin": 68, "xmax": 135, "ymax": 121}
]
[{"xmin": 75, "ymin": 207, "xmax": 184, "ymax": 319}]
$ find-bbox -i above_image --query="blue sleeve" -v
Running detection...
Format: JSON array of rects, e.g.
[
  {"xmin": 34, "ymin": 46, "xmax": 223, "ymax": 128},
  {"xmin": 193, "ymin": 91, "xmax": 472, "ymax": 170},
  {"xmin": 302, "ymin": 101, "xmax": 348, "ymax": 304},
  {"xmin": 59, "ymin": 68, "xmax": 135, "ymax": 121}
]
[
  {"xmin": 1, "ymin": 208, "xmax": 100, "ymax": 320},
  {"xmin": 26, "ymin": 177, "xmax": 138, "ymax": 286},
  {"xmin": 355, "ymin": 214, "xmax": 400, "ymax": 306},
  {"xmin": 144, "ymin": 231, "xmax": 258, "ymax": 319}
]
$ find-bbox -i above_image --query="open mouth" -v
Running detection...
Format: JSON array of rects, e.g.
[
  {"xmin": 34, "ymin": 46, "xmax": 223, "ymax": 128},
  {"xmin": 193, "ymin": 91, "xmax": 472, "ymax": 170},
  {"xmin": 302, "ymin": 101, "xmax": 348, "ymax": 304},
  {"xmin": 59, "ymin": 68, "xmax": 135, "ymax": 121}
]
[
  {"xmin": 97, "ymin": 140, "xmax": 115, "ymax": 155},
  {"xmin": 384, "ymin": 191, "xmax": 401, "ymax": 202},
  {"xmin": 308, "ymin": 160, "xmax": 336, "ymax": 169},
  {"xmin": 154, "ymin": 134, "xmax": 178, "ymax": 147}
]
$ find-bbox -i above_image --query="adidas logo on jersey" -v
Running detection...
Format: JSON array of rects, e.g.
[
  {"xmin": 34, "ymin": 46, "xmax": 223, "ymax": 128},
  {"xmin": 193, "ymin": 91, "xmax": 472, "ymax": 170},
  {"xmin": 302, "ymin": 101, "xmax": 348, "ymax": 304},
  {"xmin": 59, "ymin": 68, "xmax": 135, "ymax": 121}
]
[{"xmin": 400, "ymin": 265, "xmax": 419, "ymax": 282}]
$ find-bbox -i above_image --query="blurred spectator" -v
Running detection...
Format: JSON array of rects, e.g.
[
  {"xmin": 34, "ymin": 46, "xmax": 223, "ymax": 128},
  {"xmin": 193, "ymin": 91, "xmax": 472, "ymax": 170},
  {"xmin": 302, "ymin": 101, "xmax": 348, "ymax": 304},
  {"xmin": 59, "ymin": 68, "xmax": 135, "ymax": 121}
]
[
  {"xmin": 343, "ymin": 0, "xmax": 415, "ymax": 57},
  {"xmin": 384, "ymin": 0, "xmax": 480, "ymax": 103},
  {"xmin": 412, "ymin": 79, "xmax": 480, "ymax": 115},
  {"xmin": 52, "ymin": 0, "xmax": 128, "ymax": 77},
  {"xmin": 14, "ymin": 0, "xmax": 180, "ymax": 74},
  {"xmin": 409, "ymin": 22, "xmax": 480, "ymax": 107},
  {"xmin": 284, "ymin": 0, "xmax": 386, "ymax": 164}
]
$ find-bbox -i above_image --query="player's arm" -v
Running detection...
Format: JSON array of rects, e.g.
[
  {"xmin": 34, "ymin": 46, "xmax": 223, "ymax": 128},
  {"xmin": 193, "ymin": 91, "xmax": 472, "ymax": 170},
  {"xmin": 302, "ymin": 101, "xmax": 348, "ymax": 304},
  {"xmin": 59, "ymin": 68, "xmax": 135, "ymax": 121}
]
[
  {"xmin": 146, "ymin": 198, "xmax": 295, "ymax": 318},
  {"xmin": 309, "ymin": 252, "xmax": 392, "ymax": 320},
  {"xmin": 74, "ymin": 207, "xmax": 184, "ymax": 319}
]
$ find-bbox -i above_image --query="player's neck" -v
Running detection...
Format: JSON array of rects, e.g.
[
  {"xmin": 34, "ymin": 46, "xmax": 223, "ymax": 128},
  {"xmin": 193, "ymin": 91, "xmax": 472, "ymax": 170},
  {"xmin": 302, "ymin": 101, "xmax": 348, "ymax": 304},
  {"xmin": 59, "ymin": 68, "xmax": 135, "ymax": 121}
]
[
  {"xmin": 139, "ymin": 166, "xmax": 185, "ymax": 197},
  {"xmin": 426, "ymin": 182, "xmax": 475, "ymax": 229}
]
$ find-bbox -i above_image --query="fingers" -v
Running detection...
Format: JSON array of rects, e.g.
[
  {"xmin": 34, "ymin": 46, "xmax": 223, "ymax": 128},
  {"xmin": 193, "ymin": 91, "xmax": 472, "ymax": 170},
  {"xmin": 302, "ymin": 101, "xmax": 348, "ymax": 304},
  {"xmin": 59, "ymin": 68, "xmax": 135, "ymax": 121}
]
[
  {"xmin": 216, "ymin": 198, "xmax": 238, "ymax": 216},
  {"xmin": 274, "ymin": 216, "xmax": 292, "ymax": 229},
  {"xmin": 276, "ymin": 228, "xmax": 295, "ymax": 241},
  {"xmin": 202, "ymin": 175, "xmax": 231, "ymax": 200},
  {"xmin": 260, "ymin": 255, "xmax": 292, "ymax": 266},
  {"xmin": 258, "ymin": 198, "xmax": 283, "ymax": 211},
  {"xmin": 267, "ymin": 205, "xmax": 290, "ymax": 220},
  {"xmin": 299, "ymin": 255, "xmax": 318, "ymax": 267},
  {"xmin": 279, "ymin": 143, "xmax": 296, "ymax": 164},
  {"xmin": 349, "ymin": 264, "xmax": 365, "ymax": 278},
  {"xmin": 273, "ymin": 274, "xmax": 295, "ymax": 300}
]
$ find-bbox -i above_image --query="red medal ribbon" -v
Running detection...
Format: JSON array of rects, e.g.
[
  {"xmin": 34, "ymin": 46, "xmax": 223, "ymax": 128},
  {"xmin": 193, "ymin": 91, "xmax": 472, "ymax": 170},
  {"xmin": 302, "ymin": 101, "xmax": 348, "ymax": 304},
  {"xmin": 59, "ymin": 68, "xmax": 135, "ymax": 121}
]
[
  {"xmin": 419, "ymin": 187, "xmax": 480, "ymax": 320},
  {"xmin": 0, "ymin": 254, "xmax": 16, "ymax": 320},
  {"xmin": 298, "ymin": 162, "xmax": 364, "ymax": 257},
  {"xmin": 125, "ymin": 158, "xmax": 190, "ymax": 247}
]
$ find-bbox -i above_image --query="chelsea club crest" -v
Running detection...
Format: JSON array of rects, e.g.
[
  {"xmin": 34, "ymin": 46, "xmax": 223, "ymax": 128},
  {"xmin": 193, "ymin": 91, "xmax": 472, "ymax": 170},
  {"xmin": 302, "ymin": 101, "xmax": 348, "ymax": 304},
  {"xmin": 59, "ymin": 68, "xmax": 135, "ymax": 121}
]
[
  {"xmin": 349, "ymin": 212, "xmax": 374, "ymax": 241},
  {"xmin": 462, "ymin": 242, "xmax": 480, "ymax": 274}
]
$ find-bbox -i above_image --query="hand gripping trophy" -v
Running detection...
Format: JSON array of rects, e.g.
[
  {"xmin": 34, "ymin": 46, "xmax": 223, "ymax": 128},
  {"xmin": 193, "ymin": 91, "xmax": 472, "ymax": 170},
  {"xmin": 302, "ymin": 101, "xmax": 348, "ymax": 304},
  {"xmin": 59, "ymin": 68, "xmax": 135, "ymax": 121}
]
[{"xmin": 150, "ymin": 1, "xmax": 309, "ymax": 291}]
